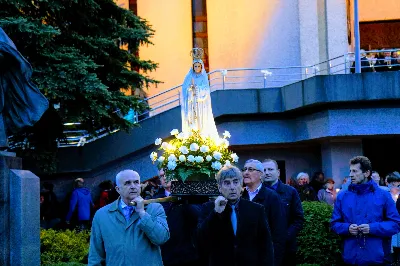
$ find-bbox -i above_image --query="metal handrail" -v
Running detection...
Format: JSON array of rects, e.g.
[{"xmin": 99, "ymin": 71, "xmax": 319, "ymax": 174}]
[{"xmin": 10, "ymin": 49, "xmax": 400, "ymax": 148}]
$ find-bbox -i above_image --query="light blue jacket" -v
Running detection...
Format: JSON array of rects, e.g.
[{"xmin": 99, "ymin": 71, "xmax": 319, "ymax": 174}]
[{"xmin": 88, "ymin": 199, "xmax": 170, "ymax": 266}]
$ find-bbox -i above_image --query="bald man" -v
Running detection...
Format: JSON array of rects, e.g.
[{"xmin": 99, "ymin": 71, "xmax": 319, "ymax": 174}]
[{"xmin": 88, "ymin": 170, "xmax": 170, "ymax": 266}]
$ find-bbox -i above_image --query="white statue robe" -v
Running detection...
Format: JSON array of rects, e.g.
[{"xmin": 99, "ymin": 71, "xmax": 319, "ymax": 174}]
[{"xmin": 181, "ymin": 61, "xmax": 218, "ymax": 138}]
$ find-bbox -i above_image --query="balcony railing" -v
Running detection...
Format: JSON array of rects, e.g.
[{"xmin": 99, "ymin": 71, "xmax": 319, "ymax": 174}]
[{"xmin": 9, "ymin": 49, "xmax": 400, "ymax": 148}]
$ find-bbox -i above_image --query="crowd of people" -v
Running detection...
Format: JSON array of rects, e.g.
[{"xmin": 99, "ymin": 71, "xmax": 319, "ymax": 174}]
[
  {"xmin": 40, "ymin": 155, "xmax": 400, "ymax": 265},
  {"xmin": 350, "ymin": 49, "xmax": 400, "ymax": 73}
]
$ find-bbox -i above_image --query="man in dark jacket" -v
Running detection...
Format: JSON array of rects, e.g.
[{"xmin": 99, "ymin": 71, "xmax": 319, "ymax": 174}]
[
  {"xmin": 66, "ymin": 178, "xmax": 94, "ymax": 230},
  {"xmin": 155, "ymin": 169, "xmax": 202, "ymax": 266},
  {"xmin": 241, "ymin": 159, "xmax": 286, "ymax": 266},
  {"xmin": 331, "ymin": 156, "xmax": 400, "ymax": 265},
  {"xmin": 197, "ymin": 165, "xmax": 274, "ymax": 266},
  {"xmin": 263, "ymin": 159, "xmax": 304, "ymax": 266}
]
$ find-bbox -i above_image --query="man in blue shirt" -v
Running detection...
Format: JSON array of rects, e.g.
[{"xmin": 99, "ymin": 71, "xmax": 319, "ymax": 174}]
[{"xmin": 331, "ymin": 156, "xmax": 400, "ymax": 265}]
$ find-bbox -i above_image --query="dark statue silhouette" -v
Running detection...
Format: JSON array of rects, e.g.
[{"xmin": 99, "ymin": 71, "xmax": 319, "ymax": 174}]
[{"xmin": 0, "ymin": 27, "xmax": 49, "ymax": 147}]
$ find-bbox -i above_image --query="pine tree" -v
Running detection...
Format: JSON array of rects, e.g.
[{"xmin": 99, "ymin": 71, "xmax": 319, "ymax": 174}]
[{"xmin": 0, "ymin": 0, "xmax": 157, "ymax": 173}]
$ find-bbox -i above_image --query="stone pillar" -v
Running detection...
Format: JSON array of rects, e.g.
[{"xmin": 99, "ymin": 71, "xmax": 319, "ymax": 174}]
[
  {"xmin": 9, "ymin": 170, "xmax": 40, "ymax": 266},
  {"xmin": 0, "ymin": 153, "xmax": 40, "ymax": 266},
  {"xmin": 321, "ymin": 139, "xmax": 363, "ymax": 187},
  {"xmin": 0, "ymin": 155, "xmax": 11, "ymax": 265}
]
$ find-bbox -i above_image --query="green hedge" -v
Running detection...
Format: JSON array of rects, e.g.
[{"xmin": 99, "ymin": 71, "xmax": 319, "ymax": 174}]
[
  {"xmin": 40, "ymin": 229, "xmax": 90, "ymax": 265},
  {"xmin": 297, "ymin": 201, "xmax": 342, "ymax": 265}
]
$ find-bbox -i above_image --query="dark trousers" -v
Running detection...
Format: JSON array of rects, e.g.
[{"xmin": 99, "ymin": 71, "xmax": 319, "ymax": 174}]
[{"xmin": 282, "ymin": 251, "xmax": 296, "ymax": 266}]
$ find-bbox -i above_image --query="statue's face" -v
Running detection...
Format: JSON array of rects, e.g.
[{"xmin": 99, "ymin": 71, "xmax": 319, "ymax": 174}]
[{"xmin": 193, "ymin": 63, "xmax": 202, "ymax": 74}]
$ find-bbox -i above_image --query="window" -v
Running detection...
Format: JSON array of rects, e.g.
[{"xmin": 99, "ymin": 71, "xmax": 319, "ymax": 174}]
[{"xmin": 192, "ymin": 0, "xmax": 209, "ymax": 72}]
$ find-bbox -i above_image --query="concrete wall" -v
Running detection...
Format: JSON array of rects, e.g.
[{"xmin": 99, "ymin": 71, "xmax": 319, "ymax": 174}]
[
  {"xmin": 207, "ymin": 0, "xmax": 301, "ymax": 70},
  {"xmin": 137, "ymin": 0, "xmax": 193, "ymax": 97},
  {"xmin": 360, "ymin": 0, "xmax": 400, "ymax": 22}
]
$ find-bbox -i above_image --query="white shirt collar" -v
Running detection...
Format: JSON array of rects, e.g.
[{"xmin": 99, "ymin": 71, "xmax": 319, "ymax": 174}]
[
  {"xmin": 120, "ymin": 199, "xmax": 130, "ymax": 209},
  {"xmin": 246, "ymin": 183, "xmax": 262, "ymax": 193},
  {"xmin": 246, "ymin": 183, "xmax": 262, "ymax": 201},
  {"xmin": 165, "ymin": 190, "xmax": 171, "ymax": 197}
]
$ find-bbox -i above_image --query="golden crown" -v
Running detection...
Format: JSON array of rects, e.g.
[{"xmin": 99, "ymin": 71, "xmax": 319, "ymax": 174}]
[{"xmin": 190, "ymin": 48, "xmax": 204, "ymax": 60}]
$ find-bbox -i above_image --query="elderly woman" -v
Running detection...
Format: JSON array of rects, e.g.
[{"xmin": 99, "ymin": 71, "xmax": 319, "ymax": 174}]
[
  {"xmin": 317, "ymin": 179, "xmax": 336, "ymax": 206},
  {"xmin": 296, "ymin": 172, "xmax": 317, "ymax": 202}
]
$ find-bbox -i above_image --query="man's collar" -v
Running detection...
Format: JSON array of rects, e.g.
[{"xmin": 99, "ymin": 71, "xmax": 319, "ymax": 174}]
[
  {"xmin": 246, "ymin": 183, "xmax": 262, "ymax": 193},
  {"xmin": 229, "ymin": 198, "xmax": 241, "ymax": 209},
  {"xmin": 120, "ymin": 199, "xmax": 130, "ymax": 209}
]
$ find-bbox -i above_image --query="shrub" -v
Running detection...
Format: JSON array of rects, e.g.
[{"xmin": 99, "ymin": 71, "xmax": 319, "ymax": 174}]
[
  {"xmin": 47, "ymin": 263, "xmax": 86, "ymax": 266},
  {"xmin": 41, "ymin": 229, "xmax": 90, "ymax": 265},
  {"xmin": 297, "ymin": 201, "xmax": 342, "ymax": 265}
]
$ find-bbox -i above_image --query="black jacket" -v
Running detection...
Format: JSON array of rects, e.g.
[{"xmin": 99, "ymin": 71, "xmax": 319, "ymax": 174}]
[
  {"xmin": 154, "ymin": 188, "xmax": 201, "ymax": 265},
  {"xmin": 242, "ymin": 185, "xmax": 286, "ymax": 265},
  {"xmin": 271, "ymin": 180, "xmax": 304, "ymax": 252},
  {"xmin": 197, "ymin": 199, "xmax": 274, "ymax": 266}
]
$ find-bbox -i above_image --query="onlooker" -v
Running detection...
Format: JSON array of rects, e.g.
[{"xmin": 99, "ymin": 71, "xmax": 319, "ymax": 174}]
[
  {"xmin": 95, "ymin": 180, "xmax": 114, "ymax": 210},
  {"xmin": 331, "ymin": 156, "xmax": 400, "ymax": 265},
  {"xmin": 154, "ymin": 169, "xmax": 202, "ymax": 266},
  {"xmin": 296, "ymin": 172, "xmax": 317, "ymax": 201},
  {"xmin": 88, "ymin": 170, "xmax": 169, "ymax": 266},
  {"xmin": 197, "ymin": 165, "xmax": 274, "ymax": 266},
  {"xmin": 263, "ymin": 159, "xmax": 304, "ymax": 266},
  {"xmin": 40, "ymin": 182, "xmax": 61, "ymax": 229},
  {"xmin": 317, "ymin": 178, "xmax": 336, "ymax": 207},
  {"xmin": 241, "ymin": 159, "xmax": 286, "ymax": 265},
  {"xmin": 66, "ymin": 178, "xmax": 94, "ymax": 231},
  {"xmin": 371, "ymin": 171, "xmax": 381, "ymax": 185},
  {"xmin": 310, "ymin": 171, "xmax": 325, "ymax": 193}
]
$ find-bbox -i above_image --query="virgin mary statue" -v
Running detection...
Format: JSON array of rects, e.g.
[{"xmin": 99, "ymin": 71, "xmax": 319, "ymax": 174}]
[{"xmin": 181, "ymin": 48, "xmax": 218, "ymax": 138}]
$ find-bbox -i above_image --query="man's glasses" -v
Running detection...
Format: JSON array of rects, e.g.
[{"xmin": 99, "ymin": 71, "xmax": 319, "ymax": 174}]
[{"xmin": 241, "ymin": 167, "xmax": 262, "ymax": 173}]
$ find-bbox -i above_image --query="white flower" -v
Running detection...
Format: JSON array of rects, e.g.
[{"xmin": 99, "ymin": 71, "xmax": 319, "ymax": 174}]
[
  {"xmin": 182, "ymin": 132, "xmax": 190, "ymax": 139},
  {"xmin": 179, "ymin": 146, "xmax": 189, "ymax": 154},
  {"xmin": 222, "ymin": 139, "xmax": 229, "ymax": 148},
  {"xmin": 158, "ymin": 156, "xmax": 165, "ymax": 162},
  {"xmin": 167, "ymin": 161, "xmax": 177, "ymax": 170},
  {"xmin": 177, "ymin": 132, "xmax": 185, "ymax": 140},
  {"xmin": 187, "ymin": 155, "xmax": 195, "ymax": 162},
  {"xmin": 200, "ymin": 145, "xmax": 210, "ymax": 153},
  {"xmin": 179, "ymin": 155, "xmax": 186, "ymax": 162},
  {"xmin": 168, "ymin": 154, "xmax": 177, "ymax": 162},
  {"xmin": 150, "ymin": 152, "xmax": 157, "ymax": 161},
  {"xmin": 170, "ymin": 129, "xmax": 179, "ymax": 135},
  {"xmin": 190, "ymin": 143, "xmax": 199, "ymax": 151},
  {"xmin": 212, "ymin": 161, "xmax": 222, "ymax": 170},
  {"xmin": 167, "ymin": 143, "xmax": 176, "ymax": 151},
  {"xmin": 206, "ymin": 155, "xmax": 212, "ymax": 162},
  {"xmin": 161, "ymin": 142, "xmax": 169, "ymax": 150},
  {"xmin": 231, "ymin": 153, "xmax": 239, "ymax": 163},
  {"xmin": 213, "ymin": 151, "xmax": 222, "ymax": 160},
  {"xmin": 195, "ymin": 156, "xmax": 204, "ymax": 163},
  {"xmin": 223, "ymin": 130, "xmax": 231, "ymax": 138},
  {"xmin": 155, "ymin": 138, "xmax": 162, "ymax": 145},
  {"xmin": 225, "ymin": 160, "xmax": 231, "ymax": 166}
]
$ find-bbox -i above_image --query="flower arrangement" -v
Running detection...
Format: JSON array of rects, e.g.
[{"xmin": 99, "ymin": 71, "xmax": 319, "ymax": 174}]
[{"xmin": 150, "ymin": 129, "xmax": 239, "ymax": 182}]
